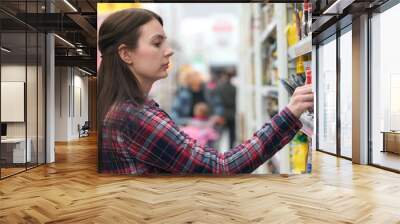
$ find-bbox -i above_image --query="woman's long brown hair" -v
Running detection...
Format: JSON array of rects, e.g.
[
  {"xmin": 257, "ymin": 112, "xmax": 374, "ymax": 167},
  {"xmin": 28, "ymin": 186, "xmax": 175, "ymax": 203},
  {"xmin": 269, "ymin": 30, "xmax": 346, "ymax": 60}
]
[{"xmin": 97, "ymin": 8, "xmax": 163, "ymax": 172}]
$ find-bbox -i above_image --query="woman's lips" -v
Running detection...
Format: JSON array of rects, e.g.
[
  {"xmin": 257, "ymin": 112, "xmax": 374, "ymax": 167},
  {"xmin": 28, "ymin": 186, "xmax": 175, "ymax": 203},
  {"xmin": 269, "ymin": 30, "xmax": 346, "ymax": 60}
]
[{"xmin": 161, "ymin": 63, "xmax": 169, "ymax": 70}]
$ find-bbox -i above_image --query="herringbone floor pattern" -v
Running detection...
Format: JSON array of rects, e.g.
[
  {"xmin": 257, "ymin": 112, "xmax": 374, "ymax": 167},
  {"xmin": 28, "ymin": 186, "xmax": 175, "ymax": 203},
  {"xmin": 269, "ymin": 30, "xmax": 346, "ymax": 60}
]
[{"xmin": 1, "ymin": 134, "xmax": 400, "ymax": 223}]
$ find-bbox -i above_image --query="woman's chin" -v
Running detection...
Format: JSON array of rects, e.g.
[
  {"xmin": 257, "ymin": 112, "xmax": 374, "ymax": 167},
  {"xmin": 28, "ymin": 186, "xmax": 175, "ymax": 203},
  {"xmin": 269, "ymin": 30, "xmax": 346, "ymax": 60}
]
[{"xmin": 159, "ymin": 71, "xmax": 168, "ymax": 79}]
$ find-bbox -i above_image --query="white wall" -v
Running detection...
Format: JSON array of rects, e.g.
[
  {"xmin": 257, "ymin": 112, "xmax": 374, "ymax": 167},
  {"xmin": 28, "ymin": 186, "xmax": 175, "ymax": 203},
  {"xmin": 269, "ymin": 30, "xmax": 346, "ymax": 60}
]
[
  {"xmin": 1, "ymin": 64, "xmax": 46, "ymax": 163},
  {"xmin": 72, "ymin": 72, "xmax": 89, "ymax": 138},
  {"xmin": 54, "ymin": 67, "xmax": 89, "ymax": 141},
  {"xmin": 1, "ymin": 65, "xmax": 26, "ymax": 140},
  {"xmin": 55, "ymin": 67, "xmax": 68, "ymax": 141},
  {"xmin": 1, "ymin": 65, "xmax": 34, "ymax": 138},
  {"xmin": 1, "ymin": 65, "xmax": 25, "ymax": 125}
]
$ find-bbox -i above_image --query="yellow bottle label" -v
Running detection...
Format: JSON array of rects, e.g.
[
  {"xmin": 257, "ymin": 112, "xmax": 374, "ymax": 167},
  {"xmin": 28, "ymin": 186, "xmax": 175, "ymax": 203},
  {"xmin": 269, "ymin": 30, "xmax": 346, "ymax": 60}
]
[{"xmin": 291, "ymin": 143, "xmax": 308, "ymax": 174}]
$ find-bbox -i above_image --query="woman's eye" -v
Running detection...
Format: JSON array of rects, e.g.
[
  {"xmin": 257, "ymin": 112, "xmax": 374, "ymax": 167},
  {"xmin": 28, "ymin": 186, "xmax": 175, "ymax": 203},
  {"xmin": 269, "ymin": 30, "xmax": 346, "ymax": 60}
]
[{"xmin": 154, "ymin": 42, "xmax": 161, "ymax": 47}]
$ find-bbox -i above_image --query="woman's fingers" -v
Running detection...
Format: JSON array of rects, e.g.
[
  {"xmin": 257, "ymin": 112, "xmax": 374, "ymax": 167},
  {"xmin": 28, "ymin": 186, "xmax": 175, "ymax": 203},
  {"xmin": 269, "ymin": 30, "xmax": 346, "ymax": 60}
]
[
  {"xmin": 304, "ymin": 102, "xmax": 314, "ymax": 108},
  {"xmin": 294, "ymin": 84, "xmax": 313, "ymax": 95},
  {"xmin": 287, "ymin": 84, "xmax": 314, "ymax": 118},
  {"xmin": 297, "ymin": 93, "xmax": 314, "ymax": 102}
]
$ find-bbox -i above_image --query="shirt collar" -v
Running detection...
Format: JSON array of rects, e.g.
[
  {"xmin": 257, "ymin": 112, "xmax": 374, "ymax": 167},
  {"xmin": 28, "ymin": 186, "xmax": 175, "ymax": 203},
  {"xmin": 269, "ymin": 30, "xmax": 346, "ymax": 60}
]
[{"xmin": 144, "ymin": 98, "xmax": 159, "ymax": 108}]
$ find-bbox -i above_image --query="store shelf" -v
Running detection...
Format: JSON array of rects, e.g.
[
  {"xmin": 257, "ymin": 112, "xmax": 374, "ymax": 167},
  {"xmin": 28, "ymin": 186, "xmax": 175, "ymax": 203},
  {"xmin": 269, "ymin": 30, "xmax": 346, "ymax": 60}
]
[
  {"xmin": 239, "ymin": 3, "xmax": 315, "ymax": 174},
  {"xmin": 287, "ymin": 36, "xmax": 312, "ymax": 61},
  {"xmin": 245, "ymin": 85, "xmax": 256, "ymax": 92},
  {"xmin": 323, "ymin": 0, "xmax": 355, "ymax": 15},
  {"xmin": 312, "ymin": 15, "xmax": 334, "ymax": 33},
  {"xmin": 259, "ymin": 20, "xmax": 277, "ymax": 44},
  {"xmin": 261, "ymin": 3, "xmax": 273, "ymax": 12},
  {"xmin": 247, "ymin": 47, "xmax": 255, "ymax": 58}
]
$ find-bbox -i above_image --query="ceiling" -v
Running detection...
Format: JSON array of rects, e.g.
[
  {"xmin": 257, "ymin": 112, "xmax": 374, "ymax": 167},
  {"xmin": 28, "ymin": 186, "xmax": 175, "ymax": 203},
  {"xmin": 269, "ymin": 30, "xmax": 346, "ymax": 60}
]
[{"xmin": 0, "ymin": 0, "xmax": 97, "ymax": 74}]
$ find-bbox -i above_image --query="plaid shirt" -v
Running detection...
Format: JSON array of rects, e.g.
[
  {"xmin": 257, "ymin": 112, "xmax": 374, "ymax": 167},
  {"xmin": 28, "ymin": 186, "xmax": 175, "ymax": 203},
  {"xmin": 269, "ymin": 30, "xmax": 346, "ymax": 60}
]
[{"xmin": 101, "ymin": 98, "xmax": 302, "ymax": 175}]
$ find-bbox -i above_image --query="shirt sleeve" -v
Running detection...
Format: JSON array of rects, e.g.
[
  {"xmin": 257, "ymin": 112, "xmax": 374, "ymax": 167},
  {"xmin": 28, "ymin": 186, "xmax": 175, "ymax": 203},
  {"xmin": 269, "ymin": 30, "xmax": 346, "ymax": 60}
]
[{"xmin": 122, "ymin": 106, "xmax": 303, "ymax": 174}]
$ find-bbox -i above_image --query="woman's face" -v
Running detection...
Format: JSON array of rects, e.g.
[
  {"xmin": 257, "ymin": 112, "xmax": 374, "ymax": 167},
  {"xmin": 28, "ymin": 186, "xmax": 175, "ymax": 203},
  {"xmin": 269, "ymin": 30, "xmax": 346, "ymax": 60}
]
[{"xmin": 127, "ymin": 19, "xmax": 174, "ymax": 84}]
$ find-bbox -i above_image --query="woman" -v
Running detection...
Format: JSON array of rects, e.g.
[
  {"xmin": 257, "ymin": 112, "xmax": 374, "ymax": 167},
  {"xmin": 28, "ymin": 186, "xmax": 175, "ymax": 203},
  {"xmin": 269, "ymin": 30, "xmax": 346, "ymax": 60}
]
[{"xmin": 97, "ymin": 8, "xmax": 314, "ymax": 174}]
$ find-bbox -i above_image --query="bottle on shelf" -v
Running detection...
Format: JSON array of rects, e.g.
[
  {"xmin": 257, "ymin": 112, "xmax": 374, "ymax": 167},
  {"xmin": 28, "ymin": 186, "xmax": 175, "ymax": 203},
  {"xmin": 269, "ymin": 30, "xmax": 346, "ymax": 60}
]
[
  {"xmin": 303, "ymin": 60, "xmax": 313, "ymax": 114},
  {"xmin": 302, "ymin": 0, "xmax": 312, "ymax": 39},
  {"xmin": 290, "ymin": 132, "xmax": 309, "ymax": 174},
  {"xmin": 286, "ymin": 13, "xmax": 299, "ymax": 47},
  {"xmin": 306, "ymin": 138, "xmax": 312, "ymax": 173},
  {"xmin": 295, "ymin": 4, "xmax": 302, "ymax": 40}
]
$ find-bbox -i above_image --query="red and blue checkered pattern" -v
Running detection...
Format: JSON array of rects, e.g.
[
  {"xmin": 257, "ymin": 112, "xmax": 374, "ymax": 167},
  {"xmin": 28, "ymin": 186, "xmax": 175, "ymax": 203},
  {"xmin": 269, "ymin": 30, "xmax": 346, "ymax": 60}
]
[{"xmin": 101, "ymin": 99, "xmax": 302, "ymax": 175}]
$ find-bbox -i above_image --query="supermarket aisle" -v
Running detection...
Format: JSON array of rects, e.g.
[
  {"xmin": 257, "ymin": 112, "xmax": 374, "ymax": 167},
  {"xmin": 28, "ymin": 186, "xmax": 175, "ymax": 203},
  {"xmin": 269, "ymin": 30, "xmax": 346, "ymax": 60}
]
[{"xmin": 135, "ymin": 3, "xmax": 314, "ymax": 175}]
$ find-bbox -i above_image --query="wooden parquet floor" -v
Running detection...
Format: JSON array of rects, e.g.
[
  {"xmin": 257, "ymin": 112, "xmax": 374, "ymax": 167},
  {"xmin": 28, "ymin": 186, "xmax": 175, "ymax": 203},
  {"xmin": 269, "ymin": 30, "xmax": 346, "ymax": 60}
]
[{"xmin": 0, "ymin": 134, "xmax": 400, "ymax": 223}]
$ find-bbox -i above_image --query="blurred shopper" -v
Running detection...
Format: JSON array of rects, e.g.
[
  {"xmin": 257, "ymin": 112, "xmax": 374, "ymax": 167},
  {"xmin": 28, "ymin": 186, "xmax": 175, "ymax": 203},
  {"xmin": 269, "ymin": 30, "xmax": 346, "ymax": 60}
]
[
  {"xmin": 98, "ymin": 8, "xmax": 314, "ymax": 174},
  {"xmin": 180, "ymin": 102, "xmax": 220, "ymax": 147},
  {"xmin": 171, "ymin": 69, "xmax": 224, "ymax": 126},
  {"xmin": 216, "ymin": 69, "xmax": 237, "ymax": 148}
]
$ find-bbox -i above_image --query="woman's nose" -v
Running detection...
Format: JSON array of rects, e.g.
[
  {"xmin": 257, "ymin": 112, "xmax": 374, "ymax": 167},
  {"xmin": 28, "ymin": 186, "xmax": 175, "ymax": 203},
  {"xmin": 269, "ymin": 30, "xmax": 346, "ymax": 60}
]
[{"xmin": 165, "ymin": 47, "xmax": 174, "ymax": 57}]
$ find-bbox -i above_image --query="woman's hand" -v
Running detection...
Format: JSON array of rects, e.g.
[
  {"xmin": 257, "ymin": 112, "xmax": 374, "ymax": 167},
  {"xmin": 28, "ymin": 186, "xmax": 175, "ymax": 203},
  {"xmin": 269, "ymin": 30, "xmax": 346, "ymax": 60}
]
[{"xmin": 287, "ymin": 84, "xmax": 314, "ymax": 119}]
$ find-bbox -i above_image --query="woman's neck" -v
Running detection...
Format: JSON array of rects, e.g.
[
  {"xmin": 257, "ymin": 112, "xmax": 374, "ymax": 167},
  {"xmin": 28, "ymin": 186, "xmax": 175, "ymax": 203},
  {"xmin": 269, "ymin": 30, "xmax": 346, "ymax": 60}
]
[
  {"xmin": 141, "ymin": 82, "xmax": 153, "ymax": 95},
  {"xmin": 136, "ymin": 77, "xmax": 153, "ymax": 96},
  {"xmin": 129, "ymin": 67, "xmax": 153, "ymax": 96}
]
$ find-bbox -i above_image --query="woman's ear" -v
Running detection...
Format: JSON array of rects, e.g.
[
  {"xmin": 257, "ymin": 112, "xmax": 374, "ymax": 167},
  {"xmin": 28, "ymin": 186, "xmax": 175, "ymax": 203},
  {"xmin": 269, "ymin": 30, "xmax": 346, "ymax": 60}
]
[{"xmin": 117, "ymin": 44, "xmax": 133, "ymax": 65}]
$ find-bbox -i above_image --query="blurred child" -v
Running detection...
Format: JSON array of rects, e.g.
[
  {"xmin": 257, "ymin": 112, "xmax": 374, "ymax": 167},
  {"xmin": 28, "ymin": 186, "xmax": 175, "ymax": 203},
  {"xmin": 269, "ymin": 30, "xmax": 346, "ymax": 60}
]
[{"xmin": 180, "ymin": 102, "xmax": 220, "ymax": 147}]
